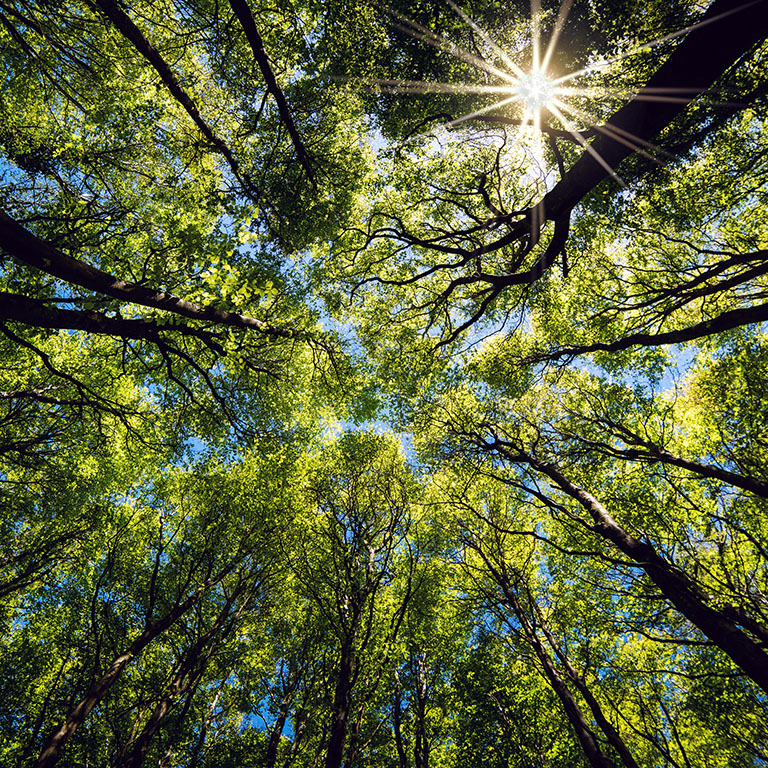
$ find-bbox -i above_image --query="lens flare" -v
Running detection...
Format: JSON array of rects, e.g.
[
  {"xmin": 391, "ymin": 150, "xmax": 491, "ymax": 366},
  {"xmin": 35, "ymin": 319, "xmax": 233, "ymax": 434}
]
[
  {"xmin": 514, "ymin": 69, "xmax": 556, "ymax": 112},
  {"xmin": 355, "ymin": 0, "xmax": 724, "ymax": 185}
]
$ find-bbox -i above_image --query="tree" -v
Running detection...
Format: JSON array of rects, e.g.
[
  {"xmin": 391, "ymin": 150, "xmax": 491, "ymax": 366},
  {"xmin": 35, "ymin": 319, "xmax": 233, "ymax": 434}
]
[
  {"xmin": 344, "ymin": 0, "xmax": 765, "ymax": 333},
  {"xmin": 285, "ymin": 432, "xmax": 417, "ymax": 768},
  {"xmin": 2, "ymin": 0, "xmax": 768, "ymax": 765}
]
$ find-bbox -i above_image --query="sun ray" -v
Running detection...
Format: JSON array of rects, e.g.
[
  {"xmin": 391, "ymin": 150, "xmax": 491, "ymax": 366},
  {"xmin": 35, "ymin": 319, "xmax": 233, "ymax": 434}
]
[
  {"xmin": 502, "ymin": 106, "xmax": 541, "ymax": 163},
  {"xmin": 559, "ymin": 86, "xmax": 708, "ymax": 98},
  {"xmin": 560, "ymin": 86, "xmax": 726, "ymax": 106},
  {"xmin": 541, "ymin": 0, "xmax": 575, "ymax": 73},
  {"xmin": 381, "ymin": 5, "xmax": 517, "ymax": 85},
  {"xmin": 366, "ymin": 0, "xmax": 733, "ymax": 192},
  {"xmin": 441, "ymin": 95, "xmax": 521, "ymax": 129},
  {"xmin": 553, "ymin": 99, "xmax": 667, "ymax": 164},
  {"xmin": 548, "ymin": 102, "xmax": 626, "ymax": 186},
  {"xmin": 357, "ymin": 78, "xmax": 526, "ymax": 96},
  {"xmin": 590, "ymin": 126, "xmax": 667, "ymax": 165},
  {"xmin": 519, "ymin": 105, "xmax": 535, "ymax": 130},
  {"xmin": 445, "ymin": 0, "xmax": 526, "ymax": 79},
  {"xmin": 586, "ymin": 120, "xmax": 673, "ymax": 160},
  {"xmin": 530, "ymin": 0, "xmax": 542, "ymax": 73}
]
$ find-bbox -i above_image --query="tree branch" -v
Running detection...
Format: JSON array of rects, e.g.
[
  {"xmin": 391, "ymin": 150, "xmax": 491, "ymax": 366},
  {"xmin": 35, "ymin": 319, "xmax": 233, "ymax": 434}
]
[
  {"xmin": 0, "ymin": 210, "xmax": 298, "ymax": 338},
  {"xmin": 228, "ymin": 0, "xmax": 316, "ymax": 189},
  {"xmin": 541, "ymin": 0, "xmax": 768, "ymax": 222},
  {"xmin": 561, "ymin": 418, "xmax": 768, "ymax": 500},
  {"xmin": 527, "ymin": 301, "xmax": 768, "ymax": 363},
  {"xmin": 0, "ymin": 291, "xmax": 225, "ymax": 353},
  {"xmin": 374, "ymin": 0, "xmax": 768, "ymax": 305},
  {"xmin": 92, "ymin": 0, "xmax": 253, "ymax": 192}
]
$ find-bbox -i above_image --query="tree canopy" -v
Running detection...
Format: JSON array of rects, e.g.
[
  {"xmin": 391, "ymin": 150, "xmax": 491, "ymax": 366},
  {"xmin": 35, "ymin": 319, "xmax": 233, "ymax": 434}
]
[{"xmin": 1, "ymin": 0, "xmax": 767, "ymax": 765}]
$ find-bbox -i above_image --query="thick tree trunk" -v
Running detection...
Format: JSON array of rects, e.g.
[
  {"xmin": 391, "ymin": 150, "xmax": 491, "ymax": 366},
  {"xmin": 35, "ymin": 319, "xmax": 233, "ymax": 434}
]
[
  {"xmin": 0, "ymin": 291, "xmax": 224, "ymax": 351},
  {"xmin": 324, "ymin": 639, "xmax": 355, "ymax": 768},
  {"xmin": 35, "ymin": 632, "xmax": 173, "ymax": 766},
  {"xmin": 523, "ymin": 452, "xmax": 768, "ymax": 694},
  {"xmin": 542, "ymin": 0, "xmax": 768, "ymax": 220},
  {"xmin": 485, "ymin": 0, "xmax": 768, "ymax": 261},
  {"xmin": 533, "ymin": 601, "xmax": 640, "ymax": 768},
  {"xmin": 0, "ymin": 211, "xmax": 294, "ymax": 337}
]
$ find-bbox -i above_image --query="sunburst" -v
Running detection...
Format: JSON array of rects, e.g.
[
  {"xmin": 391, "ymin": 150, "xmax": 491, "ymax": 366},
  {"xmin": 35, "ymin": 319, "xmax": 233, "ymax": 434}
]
[
  {"xmin": 363, "ymin": 0, "xmax": 734, "ymax": 185},
  {"xmin": 515, "ymin": 70, "xmax": 556, "ymax": 112}
]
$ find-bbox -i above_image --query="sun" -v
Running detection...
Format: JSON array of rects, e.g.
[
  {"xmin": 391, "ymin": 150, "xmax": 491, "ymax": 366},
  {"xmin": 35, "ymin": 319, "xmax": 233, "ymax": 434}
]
[
  {"xmin": 362, "ymin": 0, "xmax": 710, "ymax": 184},
  {"xmin": 514, "ymin": 69, "xmax": 557, "ymax": 112}
]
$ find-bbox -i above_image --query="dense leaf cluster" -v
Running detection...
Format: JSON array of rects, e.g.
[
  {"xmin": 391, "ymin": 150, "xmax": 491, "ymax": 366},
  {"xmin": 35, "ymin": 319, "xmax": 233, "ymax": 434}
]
[{"xmin": 1, "ymin": 0, "xmax": 767, "ymax": 766}]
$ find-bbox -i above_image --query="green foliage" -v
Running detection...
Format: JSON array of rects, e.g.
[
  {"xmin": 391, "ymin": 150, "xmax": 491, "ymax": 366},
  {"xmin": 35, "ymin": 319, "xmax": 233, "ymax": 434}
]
[
  {"xmin": 1, "ymin": 0, "xmax": 767, "ymax": 766},
  {"xmin": 452, "ymin": 638, "xmax": 588, "ymax": 768}
]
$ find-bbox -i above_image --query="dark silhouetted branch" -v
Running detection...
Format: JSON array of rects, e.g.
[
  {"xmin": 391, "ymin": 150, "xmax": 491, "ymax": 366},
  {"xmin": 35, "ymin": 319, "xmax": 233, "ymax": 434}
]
[
  {"xmin": 93, "ymin": 0, "xmax": 254, "ymax": 192},
  {"xmin": 528, "ymin": 301, "xmax": 768, "ymax": 363},
  {"xmin": 0, "ymin": 210, "xmax": 298, "ymax": 338},
  {"xmin": 228, "ymin": 0, "xmax": 316, "ymax": 188},
  {"xmin": 0, "ymin": 291, "xmax": 225, "ymax": 353}
]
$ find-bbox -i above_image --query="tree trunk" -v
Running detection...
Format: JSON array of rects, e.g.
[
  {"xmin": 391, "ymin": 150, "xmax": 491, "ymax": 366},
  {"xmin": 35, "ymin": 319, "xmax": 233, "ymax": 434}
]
[
  {"xmin": 324, "ymin": 638, "xmax": 355, "ymax": 768},
  {"xmin": 283, "ymin": 707, "xmax": 309, "ymax": 768},
  {"xmin": 119, "ymin": 672, "xmax": 198, "ymax": 768},
  {"xmin": 542, "ymin": 0, "xmax": 768, "ymax": 222},
  {"xmin": 92, "ymin": 0, "xmax": 245, "ymax": 184},
  {"xmin": 227, "ymin": 0, "xmax": 315, "ymax": 187},
  {"xmin": 33, "ymin": 578, "xmax": 224, "ymax": 768},
  {"xmin": 531, "ymin": 300, "xmax": 768, "ymax": 366},
  {"xmin": 486, "ymin": 563, "xmax": 617, "ymax": 768},
  {"xmin": 392, "ymin": 670, "xmax": 408, "ymax": 768},
  {"xmin": 265, "ymin": 682, "xmax": 300, "ymax": 768},
  {"xmin": 0, "ymin": 211, "xmax": 293, "ymax": 337},
  {"xmin": 119, "ymin": 583, "xmax": 255, "ymax": 768},
  {"xmin": 532, "ymin": 598, "xmax": 640, "ymax": 768},
  {"xmin": 413, "ymin": 653, "xmax": 430, "ymax": 768},
  {"xmin": 524, "ymin": 452, "xmax": 768, "ymax": 694}
]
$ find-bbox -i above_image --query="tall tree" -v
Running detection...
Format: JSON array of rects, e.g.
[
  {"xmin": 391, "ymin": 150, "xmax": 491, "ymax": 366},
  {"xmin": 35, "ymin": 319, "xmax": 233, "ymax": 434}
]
[{"xmin": 2, "ymin": 0, "xmax": 768, "ymax": 765}]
